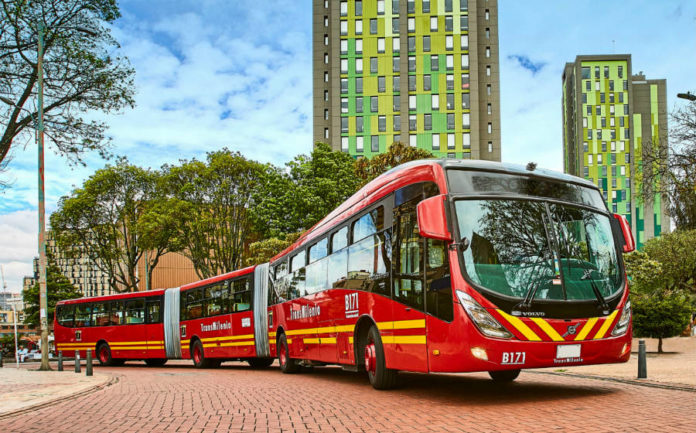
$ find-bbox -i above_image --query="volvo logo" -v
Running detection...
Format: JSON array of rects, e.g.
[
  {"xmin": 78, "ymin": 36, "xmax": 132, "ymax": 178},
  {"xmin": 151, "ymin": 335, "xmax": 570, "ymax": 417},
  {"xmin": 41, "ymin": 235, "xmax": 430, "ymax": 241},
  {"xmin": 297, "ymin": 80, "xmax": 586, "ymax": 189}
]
[{"xmin": 562, "ymin": 323, "xmax": 579, "ymax": 338}]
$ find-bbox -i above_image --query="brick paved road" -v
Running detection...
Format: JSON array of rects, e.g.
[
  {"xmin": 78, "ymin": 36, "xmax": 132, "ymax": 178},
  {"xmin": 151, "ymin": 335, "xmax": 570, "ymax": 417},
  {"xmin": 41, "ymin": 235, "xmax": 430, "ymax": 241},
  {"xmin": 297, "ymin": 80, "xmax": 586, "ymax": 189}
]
[{"xmin": 1, "ymin": 360, "xmax": 694, "ymax": 433}]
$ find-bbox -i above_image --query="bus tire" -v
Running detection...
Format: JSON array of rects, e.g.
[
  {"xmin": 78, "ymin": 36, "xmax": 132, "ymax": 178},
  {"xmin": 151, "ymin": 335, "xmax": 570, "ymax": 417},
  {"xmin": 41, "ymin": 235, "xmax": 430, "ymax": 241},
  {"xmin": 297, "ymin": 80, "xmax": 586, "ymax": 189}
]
[
  {"xmin": 278, "ymin": 333, "xmax": 299, "ymax": 374},
  {"xmin": 191, "ymin": 340, "xmax": 211, "ymax": 369},
  {"xmin": 248, "ymin": 358, "xmax": 274, "ymax": 369},
  {"xmin": 489, "ymin": 369, "xmax": 521, "ymax": 382},
  {"xmin": 96, "ymin": 343, "xmax": 115, "ymax": 366},
  {"xmin": 145, "ymin": 358, "xmax": 167, "ymax": 367},
  {"xmin": 364, "ymin": 325, "xmax": 398, "ymax": 390}
]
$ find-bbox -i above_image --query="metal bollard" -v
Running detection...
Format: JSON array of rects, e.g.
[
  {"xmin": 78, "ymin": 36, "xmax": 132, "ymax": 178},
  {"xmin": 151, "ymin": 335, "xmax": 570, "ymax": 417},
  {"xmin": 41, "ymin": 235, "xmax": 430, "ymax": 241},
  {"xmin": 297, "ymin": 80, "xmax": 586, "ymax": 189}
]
[
  {"xmin": 58, "ymin": 350, "xmax": 63, "ymax": 371},
  {"xmin": 637, "ymin": 339, "xmax": 647, "ymax": 379},
  {"xmin": 74, "ymin": 350, "xmax": 81, "ymax": 373},
  {"xmin": 86, "ymin": 349, "xmax": 93, "ymax": 376}
]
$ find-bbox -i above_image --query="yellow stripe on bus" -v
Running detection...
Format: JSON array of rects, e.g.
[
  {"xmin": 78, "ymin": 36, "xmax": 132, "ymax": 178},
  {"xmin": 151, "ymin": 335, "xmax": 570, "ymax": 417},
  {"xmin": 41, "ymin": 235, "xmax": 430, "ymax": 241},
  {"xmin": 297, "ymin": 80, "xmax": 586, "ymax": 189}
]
[
  {"xmin": 496, "ymin": 310, "xmax": 542, "ymax": 341},
  {"xmin": 302, "ymin": 337, "xmax": 337, "ymax": 345},
  {"xmin": 593, "ymin": 310, "xmax": 619, "ymax": 340},
  {"xmin": 530, "ymin": 318, "xmax": 565, "ymax": 341},
  {"xmin": 381, "ymin": 335, "xmax": 426, "ymax": 345},
  {"xmin": 268, "ymin": 331, "xmax": 277, "ymax": 337},
  {"xmin": 377, "ymin": 319, "xmax": 426, "ymax": 331},
  {"xmin": 575, "ymin": 317, "xmax": 599, "ymax": 341},
  {"xmin": 203, "ymin": 341, "xmax": 255, "ymax": 348},
  {"xmin": 200, "ymin": 334, "xmax": 254, "ymax": 343},
  {"xmin": 56, "ymin": 342, "xmax": 94, "ymax": 347}
]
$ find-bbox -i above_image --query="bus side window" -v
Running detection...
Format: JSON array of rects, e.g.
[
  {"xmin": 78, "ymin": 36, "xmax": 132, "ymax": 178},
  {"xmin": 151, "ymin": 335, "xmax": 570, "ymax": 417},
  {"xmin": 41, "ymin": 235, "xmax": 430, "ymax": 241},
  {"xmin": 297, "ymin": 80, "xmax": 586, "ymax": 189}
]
[
  {"xmin": 125, "ymin": 298, "xmax": 145, "ymax": 324},
  {"xmin": 111, "ymin": 301, "xmax": 124, "ymax": 325},
  {"xmin": 392, "ymin": 203, "xmax": 424, "ymax": 310},
  {"xmin": 74, "ymin": 303, "xmax": 91, "ymax": 327},
  {"xmin": 220, "ymin": 281, "xmax": 232, "ymax": 314},
  {"xmin": 94, "ymin": 302, "xmax": 109, "ymax": 326},
  {"xmin": 57, "ymin": 305, "xmax": 74, "ymax": 328},
  {"xmin": 205, "ymin": 284, "xmax": 223, "ymax": 317},
  {"xmin": 146, "ymin": 298, "xmax": 161, "ymax": 323},
  {"xmin": 233, "ymin": 277, "xmax": 251, "ymax": 312},
  {"xmin": 186, "ymin": 288, "xmax": 203, "ymax": 319},
  {"xmin": 425, "ymin": 239, "xmax": 453, "ymax": 321}
]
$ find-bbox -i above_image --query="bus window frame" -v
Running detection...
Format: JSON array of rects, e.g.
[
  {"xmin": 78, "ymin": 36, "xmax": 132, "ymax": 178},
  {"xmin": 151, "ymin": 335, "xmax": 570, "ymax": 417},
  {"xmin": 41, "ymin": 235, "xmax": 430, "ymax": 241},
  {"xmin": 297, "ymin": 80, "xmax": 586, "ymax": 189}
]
[{"xmin": 56, "ymin": 304, "xmax": 75, "ymax": 328}]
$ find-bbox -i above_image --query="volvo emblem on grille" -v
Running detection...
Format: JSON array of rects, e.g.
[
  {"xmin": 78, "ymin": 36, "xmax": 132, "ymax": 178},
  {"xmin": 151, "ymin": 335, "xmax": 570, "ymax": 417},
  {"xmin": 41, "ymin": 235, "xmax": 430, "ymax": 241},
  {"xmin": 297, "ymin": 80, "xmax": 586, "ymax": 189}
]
[{"xmin": 562, "ymin": 323, "xmax": 579, "ymax": 338}]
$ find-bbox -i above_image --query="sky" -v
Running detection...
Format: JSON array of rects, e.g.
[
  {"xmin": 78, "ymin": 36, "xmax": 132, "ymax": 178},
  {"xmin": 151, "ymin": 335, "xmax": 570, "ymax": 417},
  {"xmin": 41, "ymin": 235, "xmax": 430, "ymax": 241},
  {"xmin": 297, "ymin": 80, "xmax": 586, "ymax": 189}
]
[{"xmin": 1, "ymin": 0, "xmax": 695, "ymax": 292}]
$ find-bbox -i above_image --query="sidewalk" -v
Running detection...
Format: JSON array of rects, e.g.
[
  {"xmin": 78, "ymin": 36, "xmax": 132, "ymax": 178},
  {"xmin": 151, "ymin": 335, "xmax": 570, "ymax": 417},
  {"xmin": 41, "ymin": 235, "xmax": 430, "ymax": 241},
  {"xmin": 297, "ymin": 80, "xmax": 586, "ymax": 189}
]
[
  {"xmin": 0, "ymin": 362, "xmax": 113, "ymax": 418},
  {"xmin": 541, "ymin": 336, "xmax": 696, "ymax": 390}
]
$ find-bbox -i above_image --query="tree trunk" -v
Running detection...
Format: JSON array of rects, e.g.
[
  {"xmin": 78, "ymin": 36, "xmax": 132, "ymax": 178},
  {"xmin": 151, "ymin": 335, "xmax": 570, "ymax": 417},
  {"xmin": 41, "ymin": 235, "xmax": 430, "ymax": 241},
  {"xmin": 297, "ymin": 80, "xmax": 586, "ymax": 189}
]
[{"xmin": 658, "ymin": 337, "xmax": 663, "ymax": 353}]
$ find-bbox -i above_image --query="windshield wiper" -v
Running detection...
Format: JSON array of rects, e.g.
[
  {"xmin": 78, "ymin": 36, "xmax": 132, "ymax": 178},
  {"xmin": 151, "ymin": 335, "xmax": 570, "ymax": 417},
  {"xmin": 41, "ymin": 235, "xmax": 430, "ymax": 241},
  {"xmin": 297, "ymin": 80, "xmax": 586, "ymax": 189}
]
[{"xmin": 581, "ymin": 268, "xmax": 611, "ymax": 315}]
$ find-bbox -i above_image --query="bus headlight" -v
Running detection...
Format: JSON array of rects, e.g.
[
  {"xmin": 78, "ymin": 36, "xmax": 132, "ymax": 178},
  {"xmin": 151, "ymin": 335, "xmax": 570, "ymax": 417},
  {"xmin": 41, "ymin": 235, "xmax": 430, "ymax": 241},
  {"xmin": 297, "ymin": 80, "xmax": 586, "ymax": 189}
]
[
  {"xmin": 456, "ymin": 291, "xmax": 513, "ymax": 339},
  {"xmin": 611, "ymin": 300, "xmax": 631, "ymax": 336}
]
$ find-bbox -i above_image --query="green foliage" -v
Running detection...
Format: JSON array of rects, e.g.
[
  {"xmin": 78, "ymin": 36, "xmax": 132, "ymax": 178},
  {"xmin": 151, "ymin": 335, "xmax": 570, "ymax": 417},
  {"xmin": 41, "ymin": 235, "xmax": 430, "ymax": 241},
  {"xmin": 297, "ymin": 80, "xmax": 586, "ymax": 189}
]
[
  {"xmin": 50, "ymin": 158, "xmax": 175, "ymax": 291},
  {"xmin": 163, "ymin": 149, "xmax": 266, "ymax": 279},
  {"xmin": 624, "ymin": 250, "xmax": 663, "ymax": 294},
  {"xmin": 631, "ymin": 290, "xmax": 692, "ymax": 352},
  {"xmin": 22, "ymin": 263, "xmax": 82, "ymax": 327},
  {"xmin": 252, "ymin": 143, "xmax": 360, "ymax": 238},
  {"xmin": 641, "ymin": 229, "xmax": 696, "ymax": 294},
  {"xmin": 1, "ymin": 333, "xmax": 23, "ymax": 357},
  {"xmin": 354, "ymin": 141, "xmax": 434, "ymax": 186},
  {"xmin": 244, "ymin": 232, "xmax": 303, "ymax": 267},
  {"xmin": 0, "ymin": 0, "xmax": 135, "ymax": 169}
]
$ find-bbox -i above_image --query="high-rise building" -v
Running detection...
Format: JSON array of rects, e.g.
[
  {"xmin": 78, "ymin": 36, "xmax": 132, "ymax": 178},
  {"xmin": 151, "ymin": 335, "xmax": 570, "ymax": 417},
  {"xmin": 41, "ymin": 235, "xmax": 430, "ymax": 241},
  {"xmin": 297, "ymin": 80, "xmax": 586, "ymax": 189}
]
[
  {"xmin": 562, "ymin": 54, "xmax": 669, "ymax": 247},
  {"xmin": 314, "ymin": 0, "xmax": 501, "ymax": 160}
]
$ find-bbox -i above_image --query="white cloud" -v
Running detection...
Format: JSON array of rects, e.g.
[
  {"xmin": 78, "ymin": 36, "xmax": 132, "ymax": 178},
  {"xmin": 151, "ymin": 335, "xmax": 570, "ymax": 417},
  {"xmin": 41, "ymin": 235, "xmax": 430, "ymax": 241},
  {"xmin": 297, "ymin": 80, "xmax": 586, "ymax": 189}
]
[{"xmin": 0, "ymin": 210, "xmax": 37, "ymax": 292}]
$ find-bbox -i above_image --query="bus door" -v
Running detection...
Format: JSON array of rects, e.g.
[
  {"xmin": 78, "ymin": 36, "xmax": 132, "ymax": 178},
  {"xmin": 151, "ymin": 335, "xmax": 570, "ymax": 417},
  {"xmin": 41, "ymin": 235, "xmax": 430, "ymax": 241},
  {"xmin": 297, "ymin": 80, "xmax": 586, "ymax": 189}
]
[
  {"xmin": 231, "ymin": 275, "xmax": 256, "ymax": 358},
  {"xmin": 390, "ymin": 194, "xmax": 429, "ymax": 372},
  {"xmin": 124, "ymin": 298, "xmax": 146, "ymax": 358},
  {"xmin": 145, "ymin": 297, "xmax": 165, "ymax": 358},
  {"xmin": 424, "ymin": 239, "xmax": 457, "ymax": 372},
  {"xmin": 108, "ymin": 301, "xmax": 127, "ymax": 358}
]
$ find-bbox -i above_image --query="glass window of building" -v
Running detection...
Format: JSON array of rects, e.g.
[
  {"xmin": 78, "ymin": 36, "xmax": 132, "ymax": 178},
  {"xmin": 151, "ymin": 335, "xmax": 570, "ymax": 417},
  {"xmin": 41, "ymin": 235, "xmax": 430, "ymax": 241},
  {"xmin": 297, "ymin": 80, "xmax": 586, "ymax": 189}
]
[
  {"xmin": 430, "ymin": 16, "xmax": 438, "ymax": 31},
  {"xmin": 356, "ymin": 116, "xmax": 364, "ymax": 132},
  {"xmin": 378, "ymin": 76, "xmax": 386, "ymax": 92},
  {"xmin": 370, "ymin": 18, "xmax": 377, "ymax": 34},
  {"xmin": 393, "ymin": 77, "xmax": 400, "ymax": 93},
  {"xmin": 340, "ymin": 1, "xmax": 347, "ymax": 16},
  {"xmin": 461, "ymin": 92, "xmax": 470, "ymax": 109},
  {"xmin": 445, "ymin": 16, "xmax": 453, "ymax": 32},
  {"xmin": 409, "ymin": 75, "xmax": 416, "ymax": 91},
  {"xmin": 408, "ymin": 36, "xmax": 415, "ymax": 51},
  {"xmin": 324, "ymin": 109, "xmax": 328, "ymax": 120},
  {"xmin": 392, "ymin": 18, "xmax": 400, "ymax": 34},
  {"xmin": 432, "ymin": 94, "xmax": 439, "ymax": 110},
  {"xmin": 446, "ymin": 93, "xmax": 454, "ymax": 109},
  {"xmin": 409, "ymin": 56, "xmax": 416, "ymax": 71},
  {"xmin": 423, "ymin": 35, "xmax": 431, "ymax": 52},
  {"xmin": 424, "ymin": 113, "xmax": 432, "ymax": 130},
  {"xmin": 371, "ymin": 96, "xmax": 378, "ymax": 112},
  {"xmin": 341, "ymin": 117, "xmax": 348, "ymax": 133},
  {"xmin": 340, "ymin": 40, "xmax": 348, "ymax": 54},
  {"xmin": 340, "ymin": 21, "xmax": 347, "ymax": 35},
  {"xmin": 370, "ymin": 57, "xmax": 378, "ymax": 73},
  {"xmin": 393, "ymin": 114, "xmax": 401, "ymax": 131},
  {"xmin": 409, "ymin": 134, "xmax": 417, "ymax": 147},
  {"xmin": 463, "ymin": 133, "xmax": 471, "ymax": 148},
  {"xmin": 446, "ymin": 35, "xmax": 453, "ymax": 50},
  {"xmin": 393, "ymin": 56, "xmax": 400, "ymax": 72},
  {"xmin": 377, "ymin": 0, "xmax": 385, "ymax": 14},
  {"xmin": 356, "ymin": 77, "xmax": 363, "ymax": 93},
  {"xmin": 341, "ymin": 137, "xmax": 348, "ymax": 152},
  {"xmin": 446, "ymin": 55, "xmax": 454, "ymax": 70},
  {"xmin": 392, "ymin": 0, "xmax": 400, "ymax": 14},
  {"xmin": 356, "ymin": 58, "xmax": 363, "ymax": 73},
  {"xmin": 378, "ymin": 115, "xmax": 386, "ymax": 132},
  {"xmin": 447, "ymin": 113, "xmax": 454, "ymax": 129},
  {"xmin": 446, "ymin": 74, "xmax": 454, "ymax": 90},
  {"xmin": 461, "ymin": 73, "xmax": 469, "ymax": 89},
  {"xmin": 393, "ymin": 37, "xmax": 400, "ymax": 53},
  {"xmin": 461, "ymin": 54, "xmax": 469, "ymax": 68},
  {"xmin": 461, "ymin": 34, "xmax": 468, "ymax": 49},
  {"xmin": 356, "ymin": 20, "xmax": 363, "ymax": 35},
  {"xmin": 431, "ymin": 55, "xmax": 439, "ymax": 71},
  {"xmin": 447, "ymin": 133, "xmax": 455, "ymax": 149},
  {"xmin": 408, "ymin": 0, "xmax": 415, "ymax": 13},
  {"xmin": 422, "ymin": 0, "xmax": 430, "ymax": 13},
  {"xmin": 409, "ymin": 114, "xmax": 417, "ymax": 130},
  {"xmin": 409, "ymin": 95, "xmax": 416, "ymax": 110},
  {"xmin": 356, "ymin": 38, "xmax": 363, "ymax": 53},
  {"xmin": 408, "ymin": 18, "xmax": 415, "ymax": 33},
  {"xmin": 378, "ymin": 38, "xmax": 385, "ymax": 53},
  {"xmin": 432, "ymin": 133, "xmax": 440, "ymax": 149},
  {"xmin": 461, "ymin": 0, "xmax": 468, "ymax": 11},
  {"xmin": 462, "ymin": 113, "xmax": 470, "ymax": 128},
  {"xmin": 341, "ymin": 78, "xmax": 348, "ymax": 93},
  {"xmin": 341, "ymin": 98, "xmax": 348, "ymax": 113},
  {"xmin": 356, "ymin": 96, "xmax": 363, "ymax": 113},
  {"xmin": 445, "ymin": 0, "xmax": 452, "ymax": 12},
  {"xmin": 357, "ymin": 136, "xmax": 364, "ymax": 152},
  {"xmin": 424, "ymin": 74, "xmax": 431, "ymax": 91},
  {"xmin": 356, "ymin": 0, "xmax": 362, "ymax": 15},
  {"xmin": 486, "ymin": 65, "xmax": 491, "ymax": 76},
  {"xmin": 340, "ymin": 59, "xmax": 348, "ymax": 73}
]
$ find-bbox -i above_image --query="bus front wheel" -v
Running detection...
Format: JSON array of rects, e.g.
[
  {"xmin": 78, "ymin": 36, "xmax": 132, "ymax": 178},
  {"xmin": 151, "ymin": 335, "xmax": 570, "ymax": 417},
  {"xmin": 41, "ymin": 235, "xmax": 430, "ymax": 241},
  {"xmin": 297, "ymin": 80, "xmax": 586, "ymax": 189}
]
[
  {"xmin": 489, "ymin": 369, "xmax": 521, "ymax": 382},
  {"xmin": 364, "ymin": 325, "xmax": 397, "ymax": 390},
  {"xmin": 278, "ymin": 334, "xmax": 299, "ymax": 374}
]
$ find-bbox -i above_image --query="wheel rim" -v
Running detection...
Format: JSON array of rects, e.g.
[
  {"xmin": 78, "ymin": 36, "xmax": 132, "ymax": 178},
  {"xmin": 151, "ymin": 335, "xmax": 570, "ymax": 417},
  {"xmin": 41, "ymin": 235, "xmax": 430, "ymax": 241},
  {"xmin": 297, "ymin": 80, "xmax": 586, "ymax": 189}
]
[
  {"xmin": 364, "ymin": 340, "xmax": 376, "ymax": 376},
  {"xmin": 99, "ymin": 347, "xmax": 107, "ymax": 363},
  {"xmin": 193, "ymin": 345, "xmax": 201, "ymax": 364},
  {"xmin": 279, "ymin": 341, "xmax": 287, "ymax": 367}
]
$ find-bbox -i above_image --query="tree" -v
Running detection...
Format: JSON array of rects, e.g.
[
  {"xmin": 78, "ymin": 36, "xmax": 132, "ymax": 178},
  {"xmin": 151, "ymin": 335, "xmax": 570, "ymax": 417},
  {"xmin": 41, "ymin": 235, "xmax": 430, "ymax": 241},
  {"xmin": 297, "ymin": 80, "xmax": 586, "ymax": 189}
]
[
  {"xmin": 641, "ymin": 230, "xmax": 696, "ymax": 294},
  {"xmin": 639, "ymin": 101, "xmax": 696, "ymax": 230},
  {"xmin": 632, "ymin": 289, "xmax": 692, "ymax": 353},
  {"xmin": 0, "ymin": 0, "xmax": 135, "ymax": 173},
  {"xmin": 354, "ymin": 141, "xmax": 434, "ymax": 186},
  {"xmin": 22, "ymin": 262, "xmax": 82, "ymax": 328},
  {"xmin": 252, "ymin": 142, "xmax": 360, "ymax": 238},
  {"xmin": 624, "ymin": 250, "xmax": 663, "ymax": 293},
  {"xmin": 164, "ymin": 149, "xmax": 266, "ymax": 279},
  {"xmin": 244, "ymin": 232, "xmax": 302, "ymax": 267},
  {"xmin": 50, "ymin": 158, "xmax": 176, "ymax": 292}
]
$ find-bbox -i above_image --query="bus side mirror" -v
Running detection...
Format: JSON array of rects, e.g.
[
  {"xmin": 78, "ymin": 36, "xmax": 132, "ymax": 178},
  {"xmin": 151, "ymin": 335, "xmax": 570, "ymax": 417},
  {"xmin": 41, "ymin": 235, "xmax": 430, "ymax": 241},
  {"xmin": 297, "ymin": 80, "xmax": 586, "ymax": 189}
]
[
  {"xmin": 416, "ymin": 195, "xmax": 452, "ymax": 242},
  {"xmin": 613, "ymin": 214, "xmax": 635, "ymax": 253}
]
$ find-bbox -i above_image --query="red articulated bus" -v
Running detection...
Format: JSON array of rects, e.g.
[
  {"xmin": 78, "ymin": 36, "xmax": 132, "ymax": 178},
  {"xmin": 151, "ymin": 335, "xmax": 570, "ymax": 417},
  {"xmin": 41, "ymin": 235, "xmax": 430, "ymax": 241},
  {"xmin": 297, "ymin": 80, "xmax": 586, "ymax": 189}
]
[
  {"xmin": 265, "ymin": 159, "xmax": 634, "ymax": 389},
  {"xmin": 54, "ymin": 266, "xmax": 275, "ymax": 368},
  {"xmin": 56, "ymin": 159, "xmax": 635, "ymax": 390}
]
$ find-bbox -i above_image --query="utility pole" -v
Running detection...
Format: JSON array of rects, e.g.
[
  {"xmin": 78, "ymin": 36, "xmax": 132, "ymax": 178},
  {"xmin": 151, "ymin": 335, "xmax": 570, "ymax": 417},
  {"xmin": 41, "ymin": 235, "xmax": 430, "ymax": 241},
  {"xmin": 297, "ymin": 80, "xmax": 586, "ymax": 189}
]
[{"xmin": 37, "ymin": 22, "xmax": 51, "ymax": 371}]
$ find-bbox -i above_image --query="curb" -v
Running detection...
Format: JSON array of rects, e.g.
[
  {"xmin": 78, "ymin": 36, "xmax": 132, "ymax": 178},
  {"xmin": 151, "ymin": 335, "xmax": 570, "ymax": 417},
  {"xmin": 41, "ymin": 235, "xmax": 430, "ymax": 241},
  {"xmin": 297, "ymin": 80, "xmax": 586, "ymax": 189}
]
[
  {"xmin": 0, "ymin": 374, "xmax": 119, "ymax": 420},
  {"xmin": 528, "ymin": 370, "xmax": 696, "ymax": 393}
]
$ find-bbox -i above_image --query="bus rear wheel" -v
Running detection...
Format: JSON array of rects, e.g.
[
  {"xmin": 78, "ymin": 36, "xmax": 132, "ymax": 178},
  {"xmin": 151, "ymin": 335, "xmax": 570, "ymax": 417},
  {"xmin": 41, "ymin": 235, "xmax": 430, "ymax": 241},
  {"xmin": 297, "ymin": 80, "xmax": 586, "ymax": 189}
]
[
  {"xmin": 364, "ymin": 325, "xmax": 397, "ymax": 390},
  {"xmin": 278, "ymin": 334, "xmax": 299, "ymax": 374},
  {"xmin": 97, "ymin": 343, "xmax": 115, "ymax": 366},
  {"xmin": 248, "ymin": 358, "xmax": 274, "ymax": 369},
  {"xmin": 145, "ymin": 358, "xmax": 168, "ymax": 367},
  {"xmin": 489, "ymin": 369, "xmax": 521, "ymax": 382},
  {"xmin": 191, "ymin": 340, "xmax": 213, "ymax": 369}
]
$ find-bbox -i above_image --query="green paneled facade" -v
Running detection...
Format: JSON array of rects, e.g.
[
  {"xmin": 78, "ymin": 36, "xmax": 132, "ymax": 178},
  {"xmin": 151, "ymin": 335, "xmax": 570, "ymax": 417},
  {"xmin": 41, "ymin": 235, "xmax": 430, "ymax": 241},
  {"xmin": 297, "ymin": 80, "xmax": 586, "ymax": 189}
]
[{"xmin": 562, "ymin": 55, "xmax": 668, "ymax": 248}]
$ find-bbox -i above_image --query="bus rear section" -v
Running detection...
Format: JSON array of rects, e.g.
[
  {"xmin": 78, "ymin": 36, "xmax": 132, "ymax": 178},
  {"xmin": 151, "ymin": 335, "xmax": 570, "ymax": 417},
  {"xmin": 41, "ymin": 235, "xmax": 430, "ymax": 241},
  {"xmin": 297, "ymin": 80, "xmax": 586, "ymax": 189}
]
[{"xmin": 54, "ymin": 290, "xmax": 167, "ymax": 366}]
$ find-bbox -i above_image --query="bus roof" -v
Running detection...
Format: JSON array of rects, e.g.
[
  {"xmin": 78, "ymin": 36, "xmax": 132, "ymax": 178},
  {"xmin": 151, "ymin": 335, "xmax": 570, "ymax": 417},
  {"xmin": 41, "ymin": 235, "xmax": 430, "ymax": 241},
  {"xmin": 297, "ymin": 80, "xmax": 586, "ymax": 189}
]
[
  {"xmin": 57, "ymin": 289, "xmax": 166, "ymax": 305},
  {"xmin": 179, "ymin": 265, "xmax": 256, "ymax": 292},
  {"xmin": 270, "ymin": 158, "xmax": 599, "ymax": 265}
]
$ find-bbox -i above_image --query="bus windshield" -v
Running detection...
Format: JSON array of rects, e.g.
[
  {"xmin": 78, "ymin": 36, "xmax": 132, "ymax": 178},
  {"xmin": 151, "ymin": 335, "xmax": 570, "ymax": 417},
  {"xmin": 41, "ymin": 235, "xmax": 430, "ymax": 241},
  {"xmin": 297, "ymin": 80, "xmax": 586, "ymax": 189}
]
[{"xmin": 454, "ymin": 199, "xmax": 622, "ymax": 302}]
